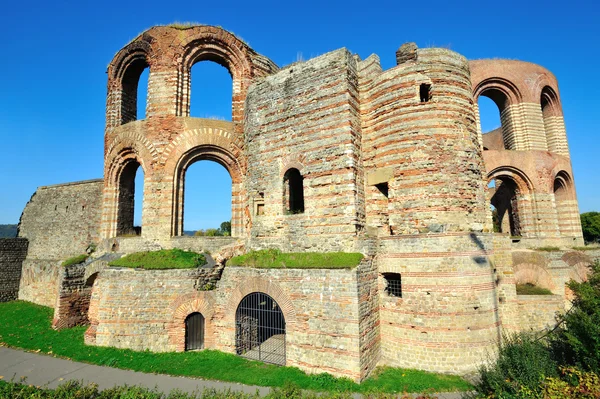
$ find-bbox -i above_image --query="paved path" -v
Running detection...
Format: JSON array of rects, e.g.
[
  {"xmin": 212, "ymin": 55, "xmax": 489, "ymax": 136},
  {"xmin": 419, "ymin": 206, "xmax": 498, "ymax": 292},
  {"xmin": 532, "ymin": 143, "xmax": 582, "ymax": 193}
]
[{"xmin": 0, "ymin": 347, "xmax": 465, "ymax": 398}]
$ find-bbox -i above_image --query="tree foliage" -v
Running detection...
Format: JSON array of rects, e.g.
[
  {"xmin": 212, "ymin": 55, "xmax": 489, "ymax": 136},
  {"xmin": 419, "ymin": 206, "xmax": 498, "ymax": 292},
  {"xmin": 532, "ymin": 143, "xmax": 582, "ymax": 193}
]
[{"xmin": 580, "ymin": 212, "xmax": 600, "ymax": 244}]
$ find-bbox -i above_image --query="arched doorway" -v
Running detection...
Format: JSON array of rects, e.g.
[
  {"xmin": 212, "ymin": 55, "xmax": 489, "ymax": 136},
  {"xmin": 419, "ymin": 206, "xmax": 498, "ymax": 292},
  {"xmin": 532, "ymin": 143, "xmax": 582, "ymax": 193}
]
[
  {"xmin": 185, "ymin": 312, "xmax": 205, "ymax": 351},
  {"xmin": 235, "ymin": 292, "xmax": 286, "ymax": 365}
]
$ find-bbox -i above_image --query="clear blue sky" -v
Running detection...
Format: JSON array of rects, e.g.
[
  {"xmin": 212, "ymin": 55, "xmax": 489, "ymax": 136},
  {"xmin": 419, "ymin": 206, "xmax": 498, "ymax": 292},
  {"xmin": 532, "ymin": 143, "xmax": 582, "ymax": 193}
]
[{"xmin": 0, "ymin": 0, "xmax": 598, "ymax": 230}]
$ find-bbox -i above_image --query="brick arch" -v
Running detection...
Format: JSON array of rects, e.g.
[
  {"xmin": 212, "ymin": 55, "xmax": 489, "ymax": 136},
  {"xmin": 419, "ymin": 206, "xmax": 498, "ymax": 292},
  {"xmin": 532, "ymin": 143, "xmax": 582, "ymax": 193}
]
[
  {"xmin": 179, "ymin": 26, "xmax": 256, "ymax": 124},
  {"xmin": 164, "ymin": 125, "xmax": 246, "ymax": 237},
  {"xmin": 487, "ymin": 166, "xmax": 535, "ymax": 237},
  {"xmin": 225, "ymin": 277, "xmax": 297, "ymax": 328},
  {"xmin": 168, "ymin": 294, "xmax": 216, "ymax": 351},
  {"xmin": 107, "ymin": 38, "xmax": 154, "ymax": 126},
  {"xmin": 513, "ymin": 263, "xmax": 556, "ymax": 291},
  {"xmin": 105, "ymin": 128, "xmax": 158, "ymax": 167},
  {"xmin": 473, "ymin": 77, "xmax": 522, "ymax": 109}
]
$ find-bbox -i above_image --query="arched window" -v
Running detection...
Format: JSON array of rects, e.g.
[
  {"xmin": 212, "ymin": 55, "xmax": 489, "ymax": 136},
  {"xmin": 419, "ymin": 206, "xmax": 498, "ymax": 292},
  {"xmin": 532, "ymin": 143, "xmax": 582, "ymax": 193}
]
[
  {"xmin": 541, "ymin": 86, "xmax": 561, "ymax": 154},
  {"xmin": 117, "ymin": 160, "xmax": 144, "ymax": 236},
  {"xmin": 189, "ymin": 61, "xmax": 232, "ymax": 120},
  {"xmin": 185, "ymin": 312, "xmax": 205, "ymax": 351},
  {"xmin": 235, "ymin": 292, "xmax": 286, "ymax": 365},
  {"xmin": 283, "ymin": 168, "xmax": 304, "ymax": 214},
  {"xmin": 121, "ymin": 59, "xmax": 149, "ymax": 124},
  {"xmin": 477, "ymin": 90, "xmax": 510, "ymax": 150},
  {"xmin": 554, "ymin": 172, "xmax": 572, "ymax": 236},
  {"xmin": 490, "ymin": 177, "xmax": 521, "ymax": 236},
  {"xmin": 183, "ymin": 160, "xmax": 232, "ymax": 235}
]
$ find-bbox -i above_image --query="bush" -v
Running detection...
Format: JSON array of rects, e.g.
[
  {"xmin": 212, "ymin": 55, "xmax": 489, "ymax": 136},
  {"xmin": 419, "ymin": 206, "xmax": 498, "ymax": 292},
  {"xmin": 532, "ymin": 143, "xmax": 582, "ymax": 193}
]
[
  {"xmin": 516, "ymin": 283, "xmax": 553, "ymax": 295},
  {"xmin": 581, "ymin": 212, "xmax": 600, "ymax": 244},
  {"xmin": 541, "ymin": 367, "xmax": 600, "ymax": 399},
  {"xmin": 550, "ymin": 260, "xmax": 600, "ymax": 373},
  {"xmin": 469, "ymin": 332, "xmax": 558, "ymax": 399}
]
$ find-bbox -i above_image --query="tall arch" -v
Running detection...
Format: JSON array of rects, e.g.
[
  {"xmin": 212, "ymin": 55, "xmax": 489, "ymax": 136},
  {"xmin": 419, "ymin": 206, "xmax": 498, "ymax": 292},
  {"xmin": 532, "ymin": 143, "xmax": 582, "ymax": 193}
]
[
  {"xmin": 179, "ymin": 28, "xmax": 254, "ymax": 125},
  {"xmin": 474, "ymin": 78, "xmax": 523, "ymax": 151},
  {"xmin": 553, "ymin": 171, "xmax": 576, "ymax": 236},
  {"xmin": 107, "ymin": 39, "xmax": 153, "ymax": 127},
  {"xmin": 164, "ymin": 124, "xmax": 245, "ymax": 237},
  {"xmin": 541, "ymin": 86, "xmax": 567, "ymax": 155},
  {"xmin": 487, "ymin": 167, "xmax": 535, "ymax": 237}
]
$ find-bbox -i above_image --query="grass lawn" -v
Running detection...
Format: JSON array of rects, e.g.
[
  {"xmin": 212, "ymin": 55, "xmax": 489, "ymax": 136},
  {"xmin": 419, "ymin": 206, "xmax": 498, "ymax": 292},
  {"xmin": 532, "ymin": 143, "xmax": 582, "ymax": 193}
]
[
  {"xmin": 516, "ymin": 283, "xmax": 554, "ymax": 295},
  {"xmin": 0, "ymin": 301, "xmax": 471, "ymax": 394},
  {"xmin": 228, "ymin": 249, "xmax": 363, "ymax": 269},
  {"xmin": 108, "ymin": 249, "xmax": 207, "ymax": 270}
]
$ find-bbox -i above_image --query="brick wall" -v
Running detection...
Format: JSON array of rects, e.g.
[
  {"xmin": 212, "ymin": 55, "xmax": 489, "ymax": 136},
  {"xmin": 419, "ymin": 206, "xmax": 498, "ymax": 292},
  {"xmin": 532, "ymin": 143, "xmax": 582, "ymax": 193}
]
[
  {"xmin": 18, "ymin": 180, "xmax": 103, "ymax": 307},
  {"xmin": 0, "ymin": 238, "xmax": 28, "ymax": 302}
]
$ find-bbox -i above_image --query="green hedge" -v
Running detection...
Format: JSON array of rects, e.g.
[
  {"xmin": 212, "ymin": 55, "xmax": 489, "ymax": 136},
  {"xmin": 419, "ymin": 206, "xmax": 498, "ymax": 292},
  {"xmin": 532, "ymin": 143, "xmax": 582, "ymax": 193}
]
[
  {"xmin": 228, "ymin": 249, "xmax": 363, "ymax": 269},
  {"xmin": 108, "ymin": 249, "xmax": 206, "ymax": 270}
]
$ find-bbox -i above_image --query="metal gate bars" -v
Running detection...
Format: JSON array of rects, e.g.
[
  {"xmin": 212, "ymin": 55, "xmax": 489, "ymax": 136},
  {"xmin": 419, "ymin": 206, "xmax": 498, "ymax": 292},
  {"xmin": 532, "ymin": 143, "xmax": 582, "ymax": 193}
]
[{"xmin": 235, "ymin": 292, "xmax": 286, "ymax": 365}]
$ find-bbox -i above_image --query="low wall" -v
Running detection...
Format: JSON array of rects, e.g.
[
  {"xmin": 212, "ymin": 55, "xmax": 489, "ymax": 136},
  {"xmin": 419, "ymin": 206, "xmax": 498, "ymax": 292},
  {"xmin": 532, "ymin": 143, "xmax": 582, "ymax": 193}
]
[
  {"xmin": 18, "ymin": 259, "xmax": 61, "ymax": 307},
  {"xmin": 0, "ymin": 238, "xmax": 28, "ymax": 302},
  {"xmin": 516, "ymin": 295, "xmax": 564, "ymax": 331},
  {"xmin": 86, "ymin": 262, "xmax": 371, "ymax": 381}
]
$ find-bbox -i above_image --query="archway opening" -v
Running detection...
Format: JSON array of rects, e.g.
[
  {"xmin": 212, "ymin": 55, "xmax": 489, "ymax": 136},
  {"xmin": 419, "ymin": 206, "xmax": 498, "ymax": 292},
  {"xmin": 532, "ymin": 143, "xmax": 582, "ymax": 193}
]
[
  {"xmin": 183, "ymin": 160, "xmax": 232, "ymax": 236},
  {"xmin": 185, "ymin": 312, "xmax": 205, "ymax": 351},
  {"xmin": 283, "ymin": 168, "xmax": 304, "ymax": 214},
  {"xmin": 117, "ymin": 160, "xmax": 144, "ymax": 236},
  {"xmin": 554, "ymin": 172, "xmax": 572, "ymax": 236},
  {"xmin": 478, "ymin": 92, "xmax": 509, "ymax": 150},
  {"xmin": 189, "ymin": 61, "xmax": 233, "ymax": 120},
  {"xmin": 541, "ymin": 86, "xmax": 560, "ymax": 153},
  {"xmin": 121, "ymin": 59, "xmax": 149, "ymax": 124},
  {"xmin": 490, "ymin": 177, "xmax": 521, "ymax": 237},
  {"xmin": 488, "ymin": 180, "xmax": 501, "ymax": 233},
  {"xmin": 235, "ymin": 292, "xmax": 286, "ymax": 366}
]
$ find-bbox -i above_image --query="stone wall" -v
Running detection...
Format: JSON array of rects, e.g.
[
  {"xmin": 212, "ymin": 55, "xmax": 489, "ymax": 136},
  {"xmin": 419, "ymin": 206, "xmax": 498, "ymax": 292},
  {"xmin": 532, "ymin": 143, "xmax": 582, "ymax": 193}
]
[
  {"xmin": 245, "ymin": 49, "xmax": 363, "ymax": 252},
  {"xmin": 86, "ymin": 261, "xmax": 375, "ymax": 382},
  {"xmin": 18, "ymin": 179, "xmax": 103, "ymax": 307},
  {"xmin": 0, "ymin": 238, "xmax": 28, "ymax": 302}
]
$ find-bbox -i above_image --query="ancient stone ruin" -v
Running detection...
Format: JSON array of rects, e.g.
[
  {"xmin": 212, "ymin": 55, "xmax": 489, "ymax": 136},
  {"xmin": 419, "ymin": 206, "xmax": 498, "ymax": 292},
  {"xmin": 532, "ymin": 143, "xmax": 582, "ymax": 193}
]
[{"xmin": 1, "ymin": 25, "xmax": 596, "ymax": 382}]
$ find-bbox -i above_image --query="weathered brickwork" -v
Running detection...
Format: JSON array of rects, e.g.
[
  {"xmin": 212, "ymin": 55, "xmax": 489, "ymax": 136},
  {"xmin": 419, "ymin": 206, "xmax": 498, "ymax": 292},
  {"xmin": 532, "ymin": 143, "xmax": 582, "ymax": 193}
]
[
  {"xmin": 0, "ymin": 238, "xmax": 28, "ymax": 302},
  {"xmin": 12, "ymin": 25, "xmax": 588, "ymax": 382},
  {"xmin": 17, "ymin": 180, "xmax": 103, "ymax": 307}
]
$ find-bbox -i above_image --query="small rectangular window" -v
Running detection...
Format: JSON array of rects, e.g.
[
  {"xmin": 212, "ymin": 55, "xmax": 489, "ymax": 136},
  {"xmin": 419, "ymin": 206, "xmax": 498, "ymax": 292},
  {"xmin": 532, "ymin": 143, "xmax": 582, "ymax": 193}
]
[
  {"xmin": 383, "ymin": 273, "xmax": 402, "ymax": 297},
  {"xmin": 420, "ymin": 84, "xmax": 431, "ymax": 102}
]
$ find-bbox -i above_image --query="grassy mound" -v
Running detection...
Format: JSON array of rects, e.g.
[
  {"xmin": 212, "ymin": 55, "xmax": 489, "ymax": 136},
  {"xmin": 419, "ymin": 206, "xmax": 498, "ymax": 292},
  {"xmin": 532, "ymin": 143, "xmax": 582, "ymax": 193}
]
[
  {"xmin": 516, "ymin": 283, "xmax": 553, "ymax": 295},
  {"xmin": 228, "ymin": 249, "xmax": 363, "ymax": 269},
  {"xmin": 61, "ymin": 254, "xmax": 89, "ymax": 267},
  {"xmin": 0, "ymin": 301, "xmax": 471, "ymax": 393},
  {"xmin": 108, "ymin": 249, "xmax": 207, "ymax": 270}
]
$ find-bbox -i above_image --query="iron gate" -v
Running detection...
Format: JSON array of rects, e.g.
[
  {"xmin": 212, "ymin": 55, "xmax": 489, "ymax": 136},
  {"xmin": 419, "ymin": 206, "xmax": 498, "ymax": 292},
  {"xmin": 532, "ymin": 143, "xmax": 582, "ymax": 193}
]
[
  {"xmin": 235, "ymin": 292, "xmax": 286, "ymax": 365},
  {"xmin": 185, "ymin": 312, "xmax": 205, "ymax": 351}
]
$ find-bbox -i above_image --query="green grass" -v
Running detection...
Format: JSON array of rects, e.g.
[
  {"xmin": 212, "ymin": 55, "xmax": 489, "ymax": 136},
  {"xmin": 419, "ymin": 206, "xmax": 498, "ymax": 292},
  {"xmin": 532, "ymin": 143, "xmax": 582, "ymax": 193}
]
[
  {"xmin": 516, "ymin": 283, "xmax": 553, "ymax": 295},
  {"xmin": 108, "ymin": 249, "xmax": 207, "ymax": 270},
  {"xmin": 228, "ymin": 249, "xmax": 363, "ymax": 269},
  {"xmin": 572, "ymin": 246, "xmax": 599, "ymax": 251},
  {"xmin": 0, "ymin": 301, "xmax": 471, "ymax": 393},
  {"xmin": 61, "ymin": 254, "xmax": 88, "ymax": 267},
  {"xmin": 533, "ymin": 246, "xmax": 561, "ymax": 252}
]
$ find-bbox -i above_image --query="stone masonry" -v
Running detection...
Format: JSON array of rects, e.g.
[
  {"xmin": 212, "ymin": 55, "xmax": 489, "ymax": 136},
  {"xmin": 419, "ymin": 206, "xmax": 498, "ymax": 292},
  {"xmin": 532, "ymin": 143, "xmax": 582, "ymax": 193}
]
[
  {"xmin": 12, "ymin": 24, "xmax": 589, "ymax": 383},
  {"xmin": 0, "ymin": 238, "xmax": 28, "ymax": 302}
]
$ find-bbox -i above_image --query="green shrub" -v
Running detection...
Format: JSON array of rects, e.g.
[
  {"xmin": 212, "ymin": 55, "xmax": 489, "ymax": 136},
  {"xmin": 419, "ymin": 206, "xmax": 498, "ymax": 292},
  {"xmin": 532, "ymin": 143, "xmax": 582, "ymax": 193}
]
[
  {"xmin": 550, "ymin": 260, "xmax": 600, "ymax": 373},
  {"xmin": 581, "ymin": 212, "xmax": 600, "ymax": 244},
  {"xmin": 108, "ymin": 249, "xmax": 207, "ymax": 270},
  {"xmin": 228, "ymin": 249, "xmax": 364, "ymax": 269},
  {"xmin": 516, "ymin": 283, "xmax": 553, "ymax": 295},
  {"xmin": 541, "ymin": 367, "xmax": 600, "ymax": 399},
  {"xmin": 468, "ymin": 332, "xmax": 558, "ymax": 399},
  {"xmin": 61, "ymin": 254, "xmax": 89, "ymax": 267}
]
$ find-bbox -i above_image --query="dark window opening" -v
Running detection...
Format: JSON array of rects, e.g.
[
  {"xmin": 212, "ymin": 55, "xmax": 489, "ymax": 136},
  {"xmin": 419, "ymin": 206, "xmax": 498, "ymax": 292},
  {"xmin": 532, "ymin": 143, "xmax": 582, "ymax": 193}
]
[
  {"xmin": 117, "ymin": 161, "xmax": 144, "ymax": 236},
  {"xmin": 383, "ymin": 273, "xmax": 402, "ymax": 297},
  {"xmin": 375, "ymin": 182, "xmax": 389, "ymax": 198},
  {"xmin": 85, "ymin": 272, "xmax": 98, "ymax": 288},
  {"xmin": 235, "ymin": 292, "xmax": 286, "ymax": 365},
  {"xmin": 283, "ymin": 168, "xmax": 304, "ymax": 214},
  {"xmin": 420, "ymin": 84, "xmax": 431, "ymax": 102},
  {"xmin": 185, "ymin": 312, "xmax": 205, "ymax": 351},
  {"xmin": 121, "ymin": 59, "xmax": 149, "ymax": 124}
]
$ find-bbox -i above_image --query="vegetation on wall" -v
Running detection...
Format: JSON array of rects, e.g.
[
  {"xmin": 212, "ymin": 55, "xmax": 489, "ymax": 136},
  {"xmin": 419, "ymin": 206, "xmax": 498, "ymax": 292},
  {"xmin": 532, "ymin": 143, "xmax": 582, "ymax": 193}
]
[
  {"xmin": 581, "ymin": 212, "xmax": 600, "ymax": 244},
  {"xmin": 515, "ymin": 283, "xmax": 553, "ymax": 295},
  {"xmin": 0, "ymin": 224, "xmax": 17, "ymax": 238},
  {"xmin": 61, "ymin": 254, "xmax": 89, "ymax": 267},
  {"xmin": 108, "ymin": 249, "xmax": 207, "ymax": 270},
  {"xmin": 228, "ymin": 249, "xmax": 364, "ymax": 269},
  {"xmin": 469, "ymin": 260, "xmax": 600, "ymax": 398},
  {"xmin": 0, "ymin": 301, "xmax": 471, "ymax": 394}
]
